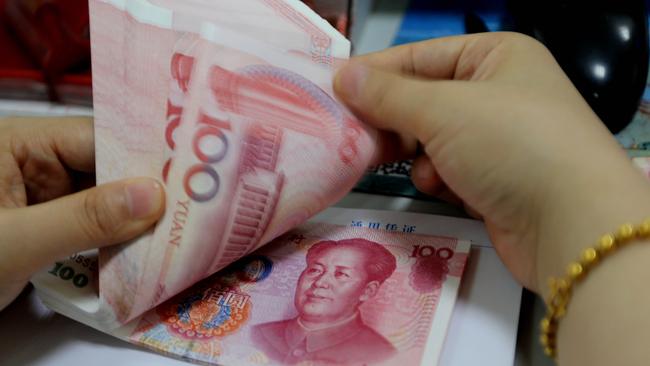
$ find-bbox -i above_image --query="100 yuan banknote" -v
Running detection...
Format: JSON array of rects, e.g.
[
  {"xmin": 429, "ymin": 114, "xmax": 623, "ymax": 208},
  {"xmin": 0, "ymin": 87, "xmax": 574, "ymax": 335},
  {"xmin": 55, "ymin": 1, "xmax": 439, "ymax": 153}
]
[
  {"xmin": 116, "ymin": 23, "xmax": 375, "ymax": 320},
  {"xmin": 90, "ymin": 0, "xmax": 376, "ymax": 325},
  {"xmin": 34, "ymin": 222, "xmax": 469, "ymax": 366}
]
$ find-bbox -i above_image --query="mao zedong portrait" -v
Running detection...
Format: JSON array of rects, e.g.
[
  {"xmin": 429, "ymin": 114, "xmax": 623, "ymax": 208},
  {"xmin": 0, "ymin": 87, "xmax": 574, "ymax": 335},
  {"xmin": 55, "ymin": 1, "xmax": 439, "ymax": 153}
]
[{"xmin": 252, "ymin": 238, "xmax": 398, "ymax": 365}]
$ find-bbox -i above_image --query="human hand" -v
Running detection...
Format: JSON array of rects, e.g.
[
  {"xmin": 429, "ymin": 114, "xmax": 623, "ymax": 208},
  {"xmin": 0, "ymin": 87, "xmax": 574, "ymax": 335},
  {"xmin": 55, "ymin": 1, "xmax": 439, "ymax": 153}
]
[
  {"xmin": 334, "ymin": 33, "xmax": 650, "ymax": 295},
  {"xmin": 0, "ymin": 116, "xmax": 164, "ymax": 310}
]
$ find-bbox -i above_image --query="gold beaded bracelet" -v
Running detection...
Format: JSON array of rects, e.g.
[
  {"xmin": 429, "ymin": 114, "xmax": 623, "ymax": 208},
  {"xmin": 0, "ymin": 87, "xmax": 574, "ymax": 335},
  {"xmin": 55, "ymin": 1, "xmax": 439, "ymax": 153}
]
[{"xmin": 540, "ymin": 219, "xmax": 650, "ymax": 360}]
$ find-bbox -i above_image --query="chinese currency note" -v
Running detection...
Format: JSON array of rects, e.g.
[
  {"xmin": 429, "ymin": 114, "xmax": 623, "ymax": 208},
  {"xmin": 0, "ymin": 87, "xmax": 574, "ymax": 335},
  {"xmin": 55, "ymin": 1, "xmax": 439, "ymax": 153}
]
[
  {"xmin": 90, "ymin": 0, "xmax": 375, "ymax": 324},
  {"xmin": 34, "ymin": 221, "xmax": 470, "ymax": 366}
]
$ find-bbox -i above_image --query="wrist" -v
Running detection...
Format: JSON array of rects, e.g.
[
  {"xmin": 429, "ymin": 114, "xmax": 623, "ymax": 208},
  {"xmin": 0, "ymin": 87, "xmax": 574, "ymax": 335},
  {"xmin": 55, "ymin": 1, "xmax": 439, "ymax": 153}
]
[{"xmin": 535, "ymin": 159, "xmax": 650, "ymax": 299}]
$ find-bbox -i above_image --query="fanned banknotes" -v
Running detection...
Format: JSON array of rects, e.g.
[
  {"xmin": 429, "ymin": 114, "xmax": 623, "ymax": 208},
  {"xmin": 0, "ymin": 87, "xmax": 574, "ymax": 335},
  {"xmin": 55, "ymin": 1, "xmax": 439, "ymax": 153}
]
[
  {"xmin": 91, "ymin": 0, "xmax": 374, "ymax": 324},
  {"xmin": 30, "ymin": 1, "xmax": 472, "ymax": 365}
]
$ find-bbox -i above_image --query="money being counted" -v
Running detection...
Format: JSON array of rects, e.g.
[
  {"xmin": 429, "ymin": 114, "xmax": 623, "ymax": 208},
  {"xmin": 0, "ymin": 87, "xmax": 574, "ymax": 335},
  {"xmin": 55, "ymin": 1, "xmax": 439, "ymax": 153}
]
[
  {"xmin": 30, "ymin": 2, "xmax": 473, "ymax": 364},
  {"xmin": 90, "ymin": 0, "xmax": 375, "ymax": 324}
]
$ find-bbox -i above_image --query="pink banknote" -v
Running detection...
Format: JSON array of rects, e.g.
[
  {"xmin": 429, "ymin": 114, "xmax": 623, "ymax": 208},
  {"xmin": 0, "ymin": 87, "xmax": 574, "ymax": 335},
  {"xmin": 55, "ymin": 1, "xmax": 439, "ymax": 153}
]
[
  {"xmin": 129, "ymin": 223, "xmax": 470, "ymax": 366},
  {"xmin": 90, "ymin": 0, "xmax": 376, "ymax": 324},
  {"xmin": 146, "ymin": 0, "xmax": 351, "ymax": 63}
]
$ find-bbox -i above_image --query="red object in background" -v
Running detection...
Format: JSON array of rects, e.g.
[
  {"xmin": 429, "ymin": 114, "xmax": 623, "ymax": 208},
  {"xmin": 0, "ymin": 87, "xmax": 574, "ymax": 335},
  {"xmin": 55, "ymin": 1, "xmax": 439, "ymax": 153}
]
[
  {"xmin": 0, "ymin": 0, "xmax": 92, "ymax": 104},
  {"xmin": 303, "ymin": 0, "xmax": 350, "ymax": 35},
  {"xmin": 0, "ymin": 0, "xmax": 349, "ymax": 106}
]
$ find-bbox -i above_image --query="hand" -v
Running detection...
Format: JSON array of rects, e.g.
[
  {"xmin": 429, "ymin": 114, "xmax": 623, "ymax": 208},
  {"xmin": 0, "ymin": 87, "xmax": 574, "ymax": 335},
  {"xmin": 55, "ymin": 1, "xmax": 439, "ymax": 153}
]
[
  {"xmin": 0, "ymin": 116, "xmax": 165, "ymax": 310},
  {"xmin": 334, "ymin": 32, "xmax": 650, "ymax": 295}
]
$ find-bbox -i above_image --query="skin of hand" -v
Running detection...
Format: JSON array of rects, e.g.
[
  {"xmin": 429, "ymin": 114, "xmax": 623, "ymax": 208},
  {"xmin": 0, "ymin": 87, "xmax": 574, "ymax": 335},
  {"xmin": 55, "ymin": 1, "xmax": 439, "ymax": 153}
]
[
  {"xmin": 335, "ymin": 32, "xmax": 650, "ymax": 365},
  {"xmin": 0, "ymin": 116, "xmax": 165, "ymax": 310},
  {"xmin": 334, "ymin": 32, "xmax": 650, "ymax": 296}
]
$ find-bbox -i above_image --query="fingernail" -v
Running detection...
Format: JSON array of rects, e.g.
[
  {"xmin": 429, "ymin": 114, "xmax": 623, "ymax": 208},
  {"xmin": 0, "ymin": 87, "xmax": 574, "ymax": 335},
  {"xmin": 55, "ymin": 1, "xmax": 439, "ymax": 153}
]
[
  {"xmin": 335, "ymin": 62, "xmax": 368, "ymax": 100},
  {"xmin": 125, "ymin": 178, "xmax": 164, "ymax": 219}
]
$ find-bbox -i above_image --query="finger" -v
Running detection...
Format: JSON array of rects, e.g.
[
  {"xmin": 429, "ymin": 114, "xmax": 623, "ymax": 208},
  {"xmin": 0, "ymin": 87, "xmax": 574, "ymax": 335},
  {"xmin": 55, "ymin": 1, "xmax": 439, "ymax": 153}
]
[
  {"xmin": 463, "ymin": 202, "xmax": 484, "ymax": 220},
  {"xmin": 335, "ymin": 62, "xmax": 478, "ymax": 144},
  {"xmin": 431, "ymin": 187, "xmax": 483, "ymax": 220},
  {"xmin": 0, "ymin": 177, "xmax": 164, "ymax": 273},
  {"xmin": 44, "ymin": 116, "xmax": 95, "ymax": 172},
  {"xmin": 436, "ymin": 187, "xmax": 464, "ymax": 206},
  {"xmin": 0, "ymin": 156, "xmax": 25, "ymax": 208},
  {"xmin": 352, "ymin": 32, "xmax": 509, "ymax": 80},
  {"xmin": 410, "ymin": 155, "xmax": 445, "ymax": 195}
]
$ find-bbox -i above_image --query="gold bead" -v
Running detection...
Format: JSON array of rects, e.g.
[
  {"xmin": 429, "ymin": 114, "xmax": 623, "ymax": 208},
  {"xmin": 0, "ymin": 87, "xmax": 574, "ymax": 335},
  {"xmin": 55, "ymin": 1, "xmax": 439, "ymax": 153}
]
[
  {"xmin": 598, "ymin": 234, "xmax": 616, "ymax": 252},
  {"xmin": 639, "ymin": 219, "xmax": 650, "ymax": 236},
  {"xmin": 540, "ymin": 318, "xmax": 551, "ymax": 332},
  {"xmin": 544, "ymin": 346, "xmax": 555, "ymax": 357},
  {"xmin": 539, "ymin": 334, "xmax": 549, "ymax": 346},
  {"xmin": 617, "ymin": 224, "xmax": 635, "ymax": 241},
  {"xmin": 550, "ymin": 292, "xmax": 568, "ymax": 310},
  {"xmin": 549, "ymin": 295, "xmax": 560, "ymax": 308},
  {"xmin": 580, "ymin": 247, "xmax": 598, "ymax": 266},
  {"xmin": 567, "ymin": 262, "xmax": 583, "ymax": 279},
  {"xmin": 547, "ymin": 278, "xmax": 562, "ymax": 300},
  {"xmin": 556, "ymin": 278, "xmax": 569, "ymax": 291}
]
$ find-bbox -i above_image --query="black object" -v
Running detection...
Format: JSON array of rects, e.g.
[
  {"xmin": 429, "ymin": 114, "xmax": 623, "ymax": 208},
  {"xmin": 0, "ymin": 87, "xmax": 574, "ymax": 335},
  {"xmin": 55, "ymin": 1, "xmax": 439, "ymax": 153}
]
[
  {"xmin": 464, "ymin": 11, "xmax": 490, "ymax": 34},
  {"xmin": 508, "ymin": 0, "xmax": 649, "ymax": 134}
]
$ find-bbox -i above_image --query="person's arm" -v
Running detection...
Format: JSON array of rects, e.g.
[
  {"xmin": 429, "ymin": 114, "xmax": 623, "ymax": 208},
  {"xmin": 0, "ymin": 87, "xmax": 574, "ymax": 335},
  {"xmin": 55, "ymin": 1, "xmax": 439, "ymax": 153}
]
[
  {"xmin": 0, "ymin": 116, "xmax": 165, "ymax": 309},
  {"xmin": 551, "ymin": 220, "xmax": 650, "ymax": 365},
  {"xmin": 538, "ymin": 172, "xmax": 650, "ymax": 365},
  {"xmin": 333, "ymin": 32, "xmax": 650, "ymax": 365}
]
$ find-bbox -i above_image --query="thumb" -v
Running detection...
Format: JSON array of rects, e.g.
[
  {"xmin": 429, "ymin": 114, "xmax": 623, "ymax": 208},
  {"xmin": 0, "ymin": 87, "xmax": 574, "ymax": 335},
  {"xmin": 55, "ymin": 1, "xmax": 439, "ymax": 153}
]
[
  {"xmin": 2, "ymin": 177, "xmax": 164, "ymax": 273},
  {"xmin": 334, "ymin": 61, "xmax": 474, "ymax": 144}
]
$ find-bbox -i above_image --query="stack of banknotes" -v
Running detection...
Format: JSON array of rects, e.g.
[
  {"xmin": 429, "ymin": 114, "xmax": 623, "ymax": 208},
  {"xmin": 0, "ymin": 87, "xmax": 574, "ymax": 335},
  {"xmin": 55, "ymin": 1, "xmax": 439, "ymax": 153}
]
[{"xmin": 30, "ymin": 1, "xmax": 472, "ymax": 365}]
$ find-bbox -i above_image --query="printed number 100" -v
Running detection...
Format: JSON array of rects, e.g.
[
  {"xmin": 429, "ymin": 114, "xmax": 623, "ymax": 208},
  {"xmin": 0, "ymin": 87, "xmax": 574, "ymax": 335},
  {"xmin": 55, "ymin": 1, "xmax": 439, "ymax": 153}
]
[
  {"xmin": 48, "ymin": 262, "xmax": 89, "ymax": 288},
  {"xmin": 410, "ymin": 245, "xmax": 454, "ymax": 260}
]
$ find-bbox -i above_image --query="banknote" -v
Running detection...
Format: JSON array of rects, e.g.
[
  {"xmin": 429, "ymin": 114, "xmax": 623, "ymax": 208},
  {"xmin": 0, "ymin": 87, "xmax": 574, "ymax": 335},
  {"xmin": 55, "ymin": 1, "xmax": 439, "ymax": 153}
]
[
  {"xmin": 633, "ymin": 156, "xmax": 650, "ymax": 178},
  {"xmin": 119, "ymin": 23, "xmax": 374, "ymax": 323},
  {"xmin": 92, "ymin": 0, "xmax": 349, "ymax": 184},
  {"xmin": 90, "ymin": 0, "xmax": 376, "ymax": 325},
  {"xmin": 91, "ymin": 0, "xmax": 203, "ymax": 325},
  {"xmin": 146, "ymin": 0, "xmax": 351, "ymax": 63},
  {"xmin": 33, "ymin": 220, "xmax": 470, "ymax": 366}
]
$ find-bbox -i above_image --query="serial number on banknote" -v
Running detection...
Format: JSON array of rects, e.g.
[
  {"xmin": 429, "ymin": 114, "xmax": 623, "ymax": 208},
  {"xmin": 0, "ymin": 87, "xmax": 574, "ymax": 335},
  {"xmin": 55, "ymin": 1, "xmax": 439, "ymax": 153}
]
[{"xmin": 46, "ymin": 253, "xmax": 97, "ymax": 289}]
